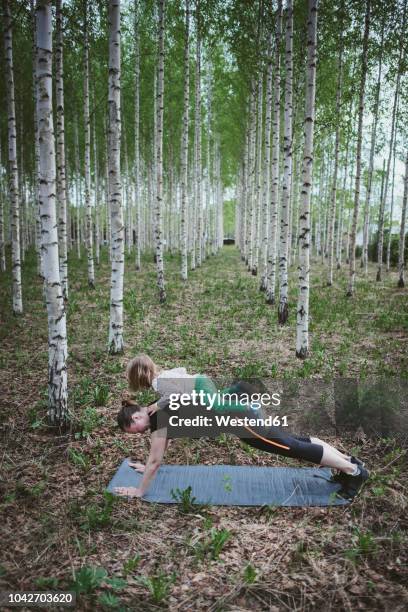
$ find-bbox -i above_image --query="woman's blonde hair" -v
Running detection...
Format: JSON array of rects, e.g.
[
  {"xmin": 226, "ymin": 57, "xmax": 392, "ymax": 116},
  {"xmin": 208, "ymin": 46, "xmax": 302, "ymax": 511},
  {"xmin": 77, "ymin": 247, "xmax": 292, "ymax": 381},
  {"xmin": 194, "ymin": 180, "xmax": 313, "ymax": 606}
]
[{"xmin": 126, "ymin": 354, "xmax": 156, "ymax": 391}]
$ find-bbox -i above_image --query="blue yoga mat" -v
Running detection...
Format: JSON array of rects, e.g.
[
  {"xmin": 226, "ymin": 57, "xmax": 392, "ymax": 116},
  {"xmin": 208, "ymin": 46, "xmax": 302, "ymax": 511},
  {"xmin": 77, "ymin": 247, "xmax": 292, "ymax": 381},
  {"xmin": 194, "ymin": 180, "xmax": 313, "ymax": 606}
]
[{"xmin": 107, "ymin": 459, "xmax": 354, "ymax": 506}]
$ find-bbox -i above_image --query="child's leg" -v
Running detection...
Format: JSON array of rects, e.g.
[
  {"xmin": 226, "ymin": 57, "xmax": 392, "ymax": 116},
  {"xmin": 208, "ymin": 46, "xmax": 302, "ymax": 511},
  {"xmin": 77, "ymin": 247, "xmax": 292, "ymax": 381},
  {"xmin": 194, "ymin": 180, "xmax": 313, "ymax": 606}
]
[
  {"xmin": 310, "ymin": 436, "xmax": 354, "ymax": 474},
  {"xmin": 243, "ymin": 431, "xmax": 357, "ymax": 475},
  {"xmin": 310, "ymin": 436, "xmax": 350, "ymax": 460}
]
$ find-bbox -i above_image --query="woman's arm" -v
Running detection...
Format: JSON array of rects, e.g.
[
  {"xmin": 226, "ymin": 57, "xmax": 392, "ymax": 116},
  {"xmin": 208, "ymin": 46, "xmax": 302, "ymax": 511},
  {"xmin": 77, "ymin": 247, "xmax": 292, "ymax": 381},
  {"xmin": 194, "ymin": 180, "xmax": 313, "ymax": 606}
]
[
  {"xmin": 138, "ymin": 431, "xmax": 167, "ymax": 493},
  {"xmin": 115, "ymin": 430, "xmax": 167, "ymax": 498}
]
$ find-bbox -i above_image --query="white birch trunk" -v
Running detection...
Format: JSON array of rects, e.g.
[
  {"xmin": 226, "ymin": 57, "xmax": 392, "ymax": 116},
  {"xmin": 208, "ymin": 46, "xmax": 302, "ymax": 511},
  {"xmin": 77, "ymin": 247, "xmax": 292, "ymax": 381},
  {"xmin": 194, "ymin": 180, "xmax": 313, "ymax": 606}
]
[
  {"xmin": 386, "ymin": 136, "xmax": 397, "ymax": 272},
  {"xmin": 252, "ymin": 74, "xmax": 263, "ymax": 276},
  {"xmin": 83, "ymin": 4, "xmax": 95, "ymax": 287},
  {"xmin": 336, "ymin": 142, "xmax": 349, "ymax": 268},
  {"xmin": 266, "ymin": 0, "xmax": 282, "ymax": 304},
  {"xmin": 93, "ymin": 110, "xmax": 100, "ymax": 266},
  {"xmin": 296, "ymin": 0, "xmax": 318, "ymax": 359},
  {"xmin": 31, "ymin": 0, "xmax": 43, "ymax": 278},
  {"xmin": 35, "ymin": 0, "xmax": 68, "ymax": 424},
  {"xmin": 377, "ymin": 1, "xmax": 406, "ymax": 280},
  {"xmin": 154, "ymin": 0, "xmax": 166, "ymax": 301},
  {"xmin": 3, "ymin": 0, "xmax": 23, "ymax": 314},
  {"xmin": 56, "ymin": 0, "xmax": 68, "ymax": 299},
  {"xmin": 376, "ymin": 85, "xmax": 400, "ymax": 282},
  {"xmin": 180, "ymin": 0, "xmax": 190, "ymax": 280},
  {"xmin": 241, "ymin": 128, "xmax": 249, "ymax": 261},
  {"xmin": 105, "ymin": 137, "xmax": 111, "ymax": 260},
  {"xmin": 398, "ymin": 152, "xmax": 408, "ymax": 287},
  {"xmin": 361, "ymin": 28, "xmax": 383, "ymax": 273},
  {"xmin": 278, "ymin": 0, "xmax": 293, "ymax": 323},
  {"xmin": 347, "ymin": 0, "xmax": 370, "ymax": 297},
  {"xmin": 215, "ymin": 135, "xmax": 223, "ymax": 248},
  {"xmin": 134, "ymin": 0, "xmax": 141, "ymax": 270},
  {"xmin": 247, "ymin": 85, "xmax": 257, "ymax": 270},
  {"xmin": 74, "ymin": 120, "xmax": 81, "ymax": 259},
  {"xmin": 194, "ymin": 0, "xmax": 203, "ymax": 268},
  {"xmin": 327, "ymin": 20, "xmax": 343, "ymax": 286},
  {"xmin": 108, "ymin": 0, "xmax": 125, "ymax": 351},
  {"xmin": 0, "ymin": 138, "xmax": 5, "ymax": 272}
]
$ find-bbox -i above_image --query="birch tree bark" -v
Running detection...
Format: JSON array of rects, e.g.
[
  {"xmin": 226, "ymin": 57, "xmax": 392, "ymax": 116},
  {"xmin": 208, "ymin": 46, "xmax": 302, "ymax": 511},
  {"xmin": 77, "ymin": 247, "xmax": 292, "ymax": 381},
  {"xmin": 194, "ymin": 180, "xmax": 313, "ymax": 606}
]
[
  {"xmin": 180, "ymin": 0, "xmax": 190, "ymax": 281},
  {"xmin": 398, "ymin": 152, "xmax": 408, "ymax": 287},
  {"xmin": 0, "ymin": 136, "xmax": 5, "ymax": 272},
  {"xmin": 83, "ymin": 3, "xmax": 95, "ymax": 287},
  {"xmin": 194, "ymin": 0, "xmax": 203, "ymax": 268},
  {"xmin": 108, "ymin": 0, "xmax": 125, "ymax": 351},
  {"xmin": 74, "ymin": 120, "xmax": 81, "ymax": 258},
  {"xmin": 56, "ymin": 0, "xmax": 68, "ymax": 299},
  {"xmin": 266, "ymin": 0, "xmax": 282, "ymax": 304},
  {"xmin": 3, "ymin": 0, "xmax": 23, "ymax": 314},
  {"xmin": 35, "ymin": 0, "xmax": 68, "ymax": 425},
  {"xmin": 347, "ymin": 0, "xmax": 370, "ymax": 297},
  {"xmin": 327, "ymin": 9, "xmax": 343, "ymax": 286},
  {"xmin": 386, "ymin": 135, "xmax": 397, "ymax": 272},
  {"xmin": 247, "ymin": 84, "xmax": 257, "ymax": 271},
  {"xmin": 377, "ymin": 0, "xmax": 406, "ymax": 281},
  {"xmin": 134, "ymin": 0, "xmax": 141, "ymax": 270},
  {"xmin": 336, "ymin": 139, "xmax": 349, "ymax": 268},
  {"xmin": 260, "ymin": 25, "xmax": 273, "ymax": 290},
  {"xmin": 252, "ymin": 74, "xmax": 263, "ymax": 276},
  {"xmin": 278, "ymin": 0, "xmax": 293, "ymax": 324},
  {"xmin": 296, "ymin": 0, "xmax": 318, "ymax": 359},
  {"xmin": 93, "ymin": 109, "xmax": 100, "ymax": 266},
  {"xmin": 376, "ymin": 87, "xmax": 401, "ymax": 281},
  {"xmin": 361, "ymin": 29, "xmax": 382, "ymax": 273},
  {"xmin": 154, "ymin": 0, "xmax": 166, "ymax": 302}
]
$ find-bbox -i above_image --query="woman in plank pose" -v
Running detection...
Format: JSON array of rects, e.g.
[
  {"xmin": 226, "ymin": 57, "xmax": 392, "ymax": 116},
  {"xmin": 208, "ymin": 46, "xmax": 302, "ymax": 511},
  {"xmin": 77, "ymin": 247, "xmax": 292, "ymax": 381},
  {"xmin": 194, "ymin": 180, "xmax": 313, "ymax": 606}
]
[{"xmin": 114, "ymin": 354, "xmax": 368, "ymax": 498}]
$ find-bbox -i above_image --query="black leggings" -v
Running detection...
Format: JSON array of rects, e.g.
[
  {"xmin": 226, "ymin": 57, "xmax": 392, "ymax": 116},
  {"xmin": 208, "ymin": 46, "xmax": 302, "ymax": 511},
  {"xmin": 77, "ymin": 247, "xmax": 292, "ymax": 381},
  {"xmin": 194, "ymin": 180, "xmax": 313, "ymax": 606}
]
[
  {"xmin": 241, "ymin": 430, "xmax": 324, "ymax": 465},
  {"xmin": 228, "ymin": 380, "xmax": 324, "ymax": 465}
]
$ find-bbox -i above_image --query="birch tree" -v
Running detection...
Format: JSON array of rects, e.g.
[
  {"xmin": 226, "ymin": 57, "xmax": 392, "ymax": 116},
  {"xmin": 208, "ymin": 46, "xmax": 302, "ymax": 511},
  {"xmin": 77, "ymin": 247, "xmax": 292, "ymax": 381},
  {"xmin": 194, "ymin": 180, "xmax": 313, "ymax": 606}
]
[
  {"xmin": 278, "ymin": 0, "xmax": 293, "ymax": 324},
  {"xmin": 246, "ymin": 84, "xmax": 257, "ymax": 272},
  {"xmin": 35, "ymin": 0, "xmax": 68, "ymax": 425},
  {"xmin": 296, "ymin": 0, "xmax": 318, "ymax": 359},
  {"xmin": 3, "ymin": 0, "xmax": 23, "ymax": 314},
  {"xmin": 194, "ymin": 0, "xmax": 203, "ymax": 268},
  {"xmin": 361, "ymin": 25, "xmax": 383, "ymax": 274},
  {"xmin": 93, "ymin": 107, "xmax": 100, "ymax": 266},
  {"xmin": 83, "ymin": 2, "xmax": 95, "ymax": 287},
  {"xmin": 108, "ymin": 0, "xmax": 125, "ymax": 351},
  {"xmin": 180, "ymin": 0, "xmax": 190, "ymax": 281},
  {"xmin": 347, "ymin": 0, "xmax": 370, "ymax": 297},
  {"xmin": 386, "ymin": 135, "xmax": 397, "ymax": 272},
  {"xmin": 260, "ymin": 22, "xmax": 273, "ymax": 290},
  {"xmin": 327, "ymin": 8, "xmax": 343, "ymax": 287},
  {"xmin": 0, "ymin": 134, "xmax": 6, "ymax": 273},
  {"xmin": 134, "ymin": 0, "xmax": 141, "ymax": 271},
  {"xmin": 398, "ymin": 152, "xmax": 408, "ymax": 287},
  {"xmin": 56, "ymin": 0, "xmax": 68, "ymax": 299},
  {"xmin": 376, "ymin": 88, "xmax": 400, "ymax": 282},
  {"xmin": 154, "ymin": 0, "xmax": 166, "ymax": 302},
  {"xmin": 266, "ymin": 0, "xmax": 282, "ymax": 304},
  {"xmin": 252, "ymin": 74, "xmax": 263, "ymax": 276},
  {"xmin": 376, "ymin": 0, "xmax": 406, "ymax": 281}
]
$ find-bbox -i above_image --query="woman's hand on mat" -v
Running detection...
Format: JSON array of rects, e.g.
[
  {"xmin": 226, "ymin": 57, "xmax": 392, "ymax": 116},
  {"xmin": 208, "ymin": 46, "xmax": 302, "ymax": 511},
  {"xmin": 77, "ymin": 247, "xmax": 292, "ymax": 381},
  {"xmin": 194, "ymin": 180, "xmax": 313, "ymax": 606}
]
[
  {"xmin": 128, "ymin": 461, "xmax": 145, "ymax": 473},
  {"xmin": 114, "ymin": 486, "xmax": 143, "ymax": 498}
]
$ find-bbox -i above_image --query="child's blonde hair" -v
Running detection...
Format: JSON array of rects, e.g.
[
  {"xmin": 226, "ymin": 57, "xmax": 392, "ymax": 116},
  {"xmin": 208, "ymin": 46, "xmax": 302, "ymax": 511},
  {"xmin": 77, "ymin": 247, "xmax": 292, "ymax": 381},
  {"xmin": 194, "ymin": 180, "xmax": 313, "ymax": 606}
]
[{"xmin": 126, "ymin": 354, "xmax": 156, "ymax": 391}]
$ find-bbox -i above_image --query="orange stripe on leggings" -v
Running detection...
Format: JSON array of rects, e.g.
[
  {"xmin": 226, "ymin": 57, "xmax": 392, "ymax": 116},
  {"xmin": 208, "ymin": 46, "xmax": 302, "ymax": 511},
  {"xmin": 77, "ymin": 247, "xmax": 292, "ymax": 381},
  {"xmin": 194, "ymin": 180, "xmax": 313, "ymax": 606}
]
[{"xmin": 244, "ymin": 425, "xmax": 290, "ymax": 451}]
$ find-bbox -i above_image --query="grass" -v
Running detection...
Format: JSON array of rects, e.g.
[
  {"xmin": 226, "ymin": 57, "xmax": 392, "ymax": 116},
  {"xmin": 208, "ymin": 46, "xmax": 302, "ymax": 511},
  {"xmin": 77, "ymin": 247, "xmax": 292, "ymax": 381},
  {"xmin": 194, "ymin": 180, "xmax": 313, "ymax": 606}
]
[{"xmin": 0, "ymin": 244, "xmax": 407, "ymax": 610}]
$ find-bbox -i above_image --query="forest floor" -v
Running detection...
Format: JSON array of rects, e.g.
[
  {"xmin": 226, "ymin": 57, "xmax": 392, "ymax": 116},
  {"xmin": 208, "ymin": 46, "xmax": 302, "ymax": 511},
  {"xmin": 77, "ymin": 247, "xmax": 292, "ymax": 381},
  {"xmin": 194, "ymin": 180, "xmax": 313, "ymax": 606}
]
[{"xmin": 0, "ymin": 245, "xmax": 408, "ymax": 611}]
